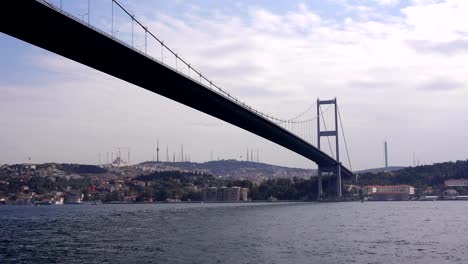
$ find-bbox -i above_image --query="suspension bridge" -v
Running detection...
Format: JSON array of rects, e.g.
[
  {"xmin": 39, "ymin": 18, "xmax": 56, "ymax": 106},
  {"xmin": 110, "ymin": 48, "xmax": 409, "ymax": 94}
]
[{"xmin": 0, "ymin": 0, "xmax": 354, "ymax": 199}]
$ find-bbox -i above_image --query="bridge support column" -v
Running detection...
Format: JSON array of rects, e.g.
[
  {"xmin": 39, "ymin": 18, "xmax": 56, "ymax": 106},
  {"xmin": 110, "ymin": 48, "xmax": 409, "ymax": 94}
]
[
  {"xmin": 317, "ymin": 167, "xmax": 322, "ymax": 200},
  {"xmin": 317, "ymin": 165, "xmax": 342, "ymax": 200},
  {"xmin": 337, "ymin": 163, "xmax": 342, "ymax": 198}
]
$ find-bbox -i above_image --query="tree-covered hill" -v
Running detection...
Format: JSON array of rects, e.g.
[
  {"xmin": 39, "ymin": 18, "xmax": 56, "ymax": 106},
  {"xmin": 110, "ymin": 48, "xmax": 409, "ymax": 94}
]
[{"xmin": 358, "ymin": 160, "xmax": 468, "ymax": 195}]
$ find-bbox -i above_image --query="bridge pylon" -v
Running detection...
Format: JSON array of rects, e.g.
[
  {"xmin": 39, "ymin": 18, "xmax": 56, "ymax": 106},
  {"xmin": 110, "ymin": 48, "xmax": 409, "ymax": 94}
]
[{"xmin": 316, "ymin": 98, "xmax": 342, "ymax": 200}]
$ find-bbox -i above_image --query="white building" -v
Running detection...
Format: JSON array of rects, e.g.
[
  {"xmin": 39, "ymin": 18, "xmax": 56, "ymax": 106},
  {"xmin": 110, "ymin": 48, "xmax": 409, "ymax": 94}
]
[
  {"xmin": 445, "ymin": 179, "xmax": 468, "ymax": 187},
  {"xmin": 363, "ymin": 185, "xmax": 415, "ymax": 201}
]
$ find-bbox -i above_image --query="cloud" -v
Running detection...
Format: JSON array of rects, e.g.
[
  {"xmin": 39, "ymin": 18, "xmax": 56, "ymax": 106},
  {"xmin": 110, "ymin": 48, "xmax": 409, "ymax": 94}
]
[
  {"xmin": 418, "ymin": 79, "xmax": 464, "ymax": 91},
  {"xmin": 407, "ymin": 39, "xmax": 468, "ymax": 55},
  {"xmin": 409, "ymin": 0, "xmax": 440, "ymax": 5},
  {"xmin": 373, "ymin": 0, "xmax": 401, "ymax": 6},
  {"xmin": 348, "ymin": 80, "xmax": 395, "ymax": 90}
]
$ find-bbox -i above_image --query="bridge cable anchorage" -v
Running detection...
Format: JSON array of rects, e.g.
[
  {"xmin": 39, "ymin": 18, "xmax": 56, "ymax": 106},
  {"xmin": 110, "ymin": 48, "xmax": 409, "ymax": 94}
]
[
  {"xmin": 320, "ymin": 105, "xmax": 335, "ymax": 159},
  {"xmin": 337, "ymin": 105, "xmax": 352, "ymax": 171}
]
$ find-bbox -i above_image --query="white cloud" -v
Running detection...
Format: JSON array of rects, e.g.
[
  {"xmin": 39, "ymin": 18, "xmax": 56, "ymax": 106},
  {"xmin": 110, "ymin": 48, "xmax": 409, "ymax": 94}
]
[{"xmin": 373, "ymin": 0, "xmax": 401, "ymax": 6}]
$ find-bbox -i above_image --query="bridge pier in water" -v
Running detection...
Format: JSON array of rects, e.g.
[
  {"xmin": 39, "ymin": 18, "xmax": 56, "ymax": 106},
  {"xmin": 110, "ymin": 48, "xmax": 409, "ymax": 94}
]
[{"xmin": 317, "ymin": 164, "xmax": 342, "ymax": 200}]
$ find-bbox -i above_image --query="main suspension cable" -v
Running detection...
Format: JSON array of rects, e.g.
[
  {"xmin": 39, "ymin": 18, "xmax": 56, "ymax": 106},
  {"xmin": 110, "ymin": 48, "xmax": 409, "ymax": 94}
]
[{"xmin": 337, "ymin": 105, "xmax": 352, "ymax": 171}]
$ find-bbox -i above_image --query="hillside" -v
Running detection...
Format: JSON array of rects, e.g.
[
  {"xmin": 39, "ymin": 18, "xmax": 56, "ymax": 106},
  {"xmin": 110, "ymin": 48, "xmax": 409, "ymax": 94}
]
[
  {"xmin": 356, "ymin": 166, "xmax": 406, "ymax": 174},
  {"xmin": 139, "ymin": 160, "xmax": 315, "ymax": 181},
  {"xmin": 358, "ymin": 160, "xmax": 468, "ymax": 195}
]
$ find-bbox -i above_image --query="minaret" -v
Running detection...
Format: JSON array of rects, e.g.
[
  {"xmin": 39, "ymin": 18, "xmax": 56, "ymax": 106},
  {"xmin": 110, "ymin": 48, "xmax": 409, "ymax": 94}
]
[
  {"xmin": 166, "ymin": 145, "xmax": 169, "ymax": 162},
  {"xmin": 156, "ymin": 139, "xmax": 160, "ymax": 162},
  {"xmin": 181, "ymin": 144, "xmax": 184, "ymax": 162},
  {"xmin": 384, "ymin": 141, "xmax": 388, "ymax": 168},
  {"xmin": 127, "ymin": 148, "xmax": 130, "ymax": 165}
]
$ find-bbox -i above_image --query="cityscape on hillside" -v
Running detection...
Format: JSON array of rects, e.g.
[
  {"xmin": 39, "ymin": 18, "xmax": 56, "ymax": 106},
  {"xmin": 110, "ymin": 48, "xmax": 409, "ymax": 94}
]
[{"xmin": 2, "ymin": 158, "xmax": 468, "ymax": 205}]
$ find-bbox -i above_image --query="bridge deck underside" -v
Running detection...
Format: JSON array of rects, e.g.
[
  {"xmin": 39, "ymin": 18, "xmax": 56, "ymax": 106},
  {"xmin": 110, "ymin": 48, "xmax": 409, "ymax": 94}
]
[{"xmin": 0, "ymin": 0, "xmax": 352, "ymax": 179}]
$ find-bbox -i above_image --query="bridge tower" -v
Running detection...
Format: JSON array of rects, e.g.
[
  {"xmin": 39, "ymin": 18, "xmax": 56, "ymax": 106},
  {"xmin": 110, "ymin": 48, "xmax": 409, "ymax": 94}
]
[{"xmin": 317, "ymin": 98, "xmax": 342, "ymax": 200}]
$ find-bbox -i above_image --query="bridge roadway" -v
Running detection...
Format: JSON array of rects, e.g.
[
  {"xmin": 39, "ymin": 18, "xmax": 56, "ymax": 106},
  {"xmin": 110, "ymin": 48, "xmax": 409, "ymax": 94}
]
[{"xmin": 0, "ymin": 0, "xmax": 352, "ymax": 178}]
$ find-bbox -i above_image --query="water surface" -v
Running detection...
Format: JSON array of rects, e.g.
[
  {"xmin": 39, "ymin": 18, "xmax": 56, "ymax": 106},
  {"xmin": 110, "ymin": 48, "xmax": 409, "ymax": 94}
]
[{"xmin": 1, "ymin": 202, "xmax": 467, "ymax": 263}]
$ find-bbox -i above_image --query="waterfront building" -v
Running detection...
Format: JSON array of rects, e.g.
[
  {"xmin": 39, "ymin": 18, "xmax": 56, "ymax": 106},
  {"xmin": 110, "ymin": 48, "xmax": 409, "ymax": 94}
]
[
  {"xmin": 240, "ymin": 188, "xmax": 248, "ymax": 201},
  {"xmin": 229, "ymin": 187, "xmax": 241, "ymax": 201},
  {"xmin": 54, "ymin": 197, "xmax": 64, "ymax": 205},
  {"xmin": 202, "ymin": 186, "xmax": 248, "ymax": 202},
  {"xmin": 364, "ymin": 185, "xmax": 415, "ymax": 201},
  {"xmin": 362, "ymin": 186, "xmax": 377, "ymax": 196},
  {"xmin": 217, "ymin": 187, "xmax": 229, "ymax": 201},
  {"xmin": 202, "ymin": 187, "xmax": 218, "ymax": 201},
  {"xmin": 442, "ymin": 189, "xmax": 458, "ymax": 200},
  {"xmin": 445, "ymin": 179, "xmax": 468, "ymax": 187},
  {"xmin": 65, "ymin": 193, "xmax": 84, "ymax": 204}
]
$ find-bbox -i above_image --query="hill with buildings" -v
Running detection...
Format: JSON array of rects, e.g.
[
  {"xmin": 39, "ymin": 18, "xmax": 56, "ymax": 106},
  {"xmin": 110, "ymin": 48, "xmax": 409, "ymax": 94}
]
[
  {"xmin": 6, "ymin": 159, "xmax": 468, "ymax": 204},
  {"xmin": 138, "ymin": 160, "xmax": 314, "ymax": 181},
  {"xmin": 358, "ymin": 160, "xmax": 468, "ymax": 196},
  {"xmin": 0, "ymin": 160, "xmax": 317, "ymax": 185},
  {"xmin": 0, "ymin": 162, "xmax": 320, "ymax": 204}
]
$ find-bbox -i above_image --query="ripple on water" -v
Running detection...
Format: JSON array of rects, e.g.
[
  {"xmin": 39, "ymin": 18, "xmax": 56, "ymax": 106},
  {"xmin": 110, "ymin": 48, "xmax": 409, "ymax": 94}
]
[{"xmin": 1, "ymin": 202, "xmax": 468, "ymax": 264}]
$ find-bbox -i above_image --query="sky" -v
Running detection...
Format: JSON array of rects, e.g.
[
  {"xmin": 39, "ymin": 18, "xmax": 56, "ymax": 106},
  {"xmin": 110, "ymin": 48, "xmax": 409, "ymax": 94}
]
[{"xmin": 1, "ymin": 0, "xmax": 468, "ymax": 170}]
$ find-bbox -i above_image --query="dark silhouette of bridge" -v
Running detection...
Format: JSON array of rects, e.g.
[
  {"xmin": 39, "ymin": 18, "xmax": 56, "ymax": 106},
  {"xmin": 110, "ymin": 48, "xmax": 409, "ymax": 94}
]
[{"xmin": 0, "ymin": 0, "xmax": 354, "ymax": 199}]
